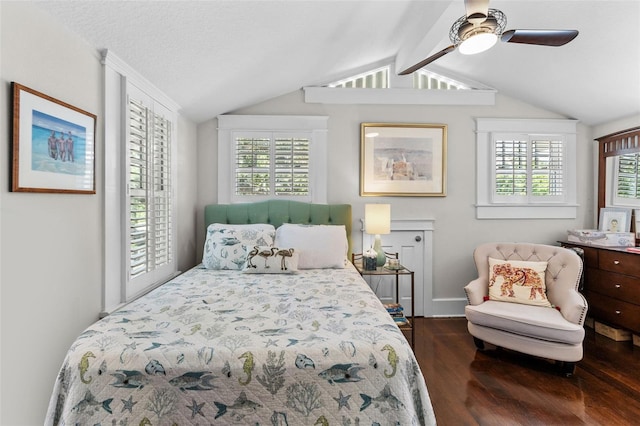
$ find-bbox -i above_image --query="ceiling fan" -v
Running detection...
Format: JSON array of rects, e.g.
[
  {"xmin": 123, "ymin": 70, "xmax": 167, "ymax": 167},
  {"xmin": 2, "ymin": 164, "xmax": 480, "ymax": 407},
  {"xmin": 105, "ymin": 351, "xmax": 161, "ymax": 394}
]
[{"xmin": 399, "ymin": 0, "xmax": 578, "ymax": 75}]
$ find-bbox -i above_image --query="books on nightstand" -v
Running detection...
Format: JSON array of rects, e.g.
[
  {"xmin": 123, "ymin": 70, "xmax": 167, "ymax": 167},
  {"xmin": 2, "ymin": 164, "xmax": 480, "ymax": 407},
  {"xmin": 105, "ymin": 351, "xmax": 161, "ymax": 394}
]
[{"xmin": 384, "ymin": 303, "xmax": 410, "ymax": 327}]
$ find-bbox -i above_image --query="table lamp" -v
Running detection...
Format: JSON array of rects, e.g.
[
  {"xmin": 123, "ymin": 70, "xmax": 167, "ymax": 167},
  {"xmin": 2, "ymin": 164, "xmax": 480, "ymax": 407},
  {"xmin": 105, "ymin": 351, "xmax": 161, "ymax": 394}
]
[{"xmin": 365, "ymin": 204, "xmax": 391, "ymax": 267}]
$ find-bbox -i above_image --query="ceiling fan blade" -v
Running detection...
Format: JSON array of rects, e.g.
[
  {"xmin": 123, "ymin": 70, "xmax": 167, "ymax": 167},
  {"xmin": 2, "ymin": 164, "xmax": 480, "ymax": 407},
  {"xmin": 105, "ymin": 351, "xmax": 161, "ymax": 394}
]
[
  {"xmin": 501, "ymin": 29, "xmax": 579, "ymax": 46},
  {"xmin": 464, "ymin": 0, "xmax": 489, "ymax": 22},
  {"xmin": 398, "ymin": 45, "xmax": 456, "ymax": 75}
]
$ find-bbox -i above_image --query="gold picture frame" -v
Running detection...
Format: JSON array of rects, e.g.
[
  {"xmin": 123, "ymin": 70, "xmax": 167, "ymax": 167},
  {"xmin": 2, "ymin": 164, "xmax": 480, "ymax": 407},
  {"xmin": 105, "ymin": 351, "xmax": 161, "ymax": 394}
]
[
  {"xmin": 12, "ymin": 82, "xmax": 96, "ymax": 194},
  {"xmin": 360, "ymin": 123, "xmax": 447, "ymax": 196}
]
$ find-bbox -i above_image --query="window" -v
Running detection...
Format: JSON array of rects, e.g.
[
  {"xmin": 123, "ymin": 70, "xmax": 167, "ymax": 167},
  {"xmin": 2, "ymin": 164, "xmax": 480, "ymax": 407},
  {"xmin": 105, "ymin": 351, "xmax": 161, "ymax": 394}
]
[
  {"xmin": 304, "ymin": 62, "xmax": 496, "ymax": 105},
  {"xmin": 327, "ymin": 66, "xmax": 389, "ymax": 88},
  {"xmin": 476, "ymin": 118, "xmax": 577, "ymax": 219},
  {"xmin": 613, "ymin": 153, "xmax": 640, "ymax": 206},
  {"xmin": 103, "ymin": 50, "xmax": 179, "ymax": 314},
  {"xmin": 217, "ymin": 115, "xmax": 328, "ymax": 204},
  {"xmin": 233, "ymin": 133, "xmax": 310, "ymax": 197},
  {"xmin": 492, "ymin": 135, "xmax": 565, "ymax": 203},
  {"xmin": 412, "ymin": 70, "xmax": 470, "ymax": 90},
  {"xmin": 126, "ymin": 88, "xmax": 175, "ymax": 297}
]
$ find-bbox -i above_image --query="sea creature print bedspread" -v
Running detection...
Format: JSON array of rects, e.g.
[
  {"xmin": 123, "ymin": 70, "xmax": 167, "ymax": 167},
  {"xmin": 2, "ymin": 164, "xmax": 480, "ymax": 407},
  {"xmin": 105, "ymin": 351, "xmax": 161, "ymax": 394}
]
[{"xmin": 46, "ymin": 264, "xmax": 436, "ymax": 425}]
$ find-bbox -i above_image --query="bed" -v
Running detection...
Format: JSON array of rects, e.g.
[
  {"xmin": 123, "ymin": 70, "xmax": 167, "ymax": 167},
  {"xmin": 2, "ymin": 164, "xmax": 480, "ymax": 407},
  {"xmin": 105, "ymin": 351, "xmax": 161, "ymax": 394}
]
[{"xmin": 46, "ymin": 200, "xmax": 436, "ymax": 425}]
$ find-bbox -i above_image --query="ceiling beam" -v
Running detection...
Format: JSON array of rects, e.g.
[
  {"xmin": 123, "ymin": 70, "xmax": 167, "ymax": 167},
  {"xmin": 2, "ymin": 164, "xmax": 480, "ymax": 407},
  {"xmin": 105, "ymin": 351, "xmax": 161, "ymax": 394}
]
[{"xmin": 394, "ymin": 1, "xmax": 463, "ymax": 75}]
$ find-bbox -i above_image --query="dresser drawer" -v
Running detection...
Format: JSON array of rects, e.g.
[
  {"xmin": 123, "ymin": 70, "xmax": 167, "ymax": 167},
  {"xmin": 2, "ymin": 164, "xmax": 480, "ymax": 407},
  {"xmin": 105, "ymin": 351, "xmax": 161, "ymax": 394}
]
[
  {"xmin": 598, "ymin": 250, "xmax": 640, "ymax": 277},
  {"xmin": 585, "ymin": 291, "xmax": 640, "ymax": 333},
  {"xmin": 586, "ymin": 268, "xmax": 640, "ymax": 305}
]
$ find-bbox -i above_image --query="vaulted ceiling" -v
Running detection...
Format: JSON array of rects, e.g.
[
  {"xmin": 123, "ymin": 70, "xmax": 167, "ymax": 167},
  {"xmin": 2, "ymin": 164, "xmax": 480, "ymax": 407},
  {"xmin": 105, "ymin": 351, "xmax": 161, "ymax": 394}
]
[{"xmin": 34, "ymin": 1, "xmax": 640, "ymax": 126}]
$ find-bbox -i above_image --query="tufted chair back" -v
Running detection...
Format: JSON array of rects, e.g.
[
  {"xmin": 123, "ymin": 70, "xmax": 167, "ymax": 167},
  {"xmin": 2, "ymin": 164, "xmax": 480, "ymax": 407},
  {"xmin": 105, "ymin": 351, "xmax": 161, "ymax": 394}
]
[{"xmin": 471, "ymin": 242, "xmax": 586, "ymax": 325}]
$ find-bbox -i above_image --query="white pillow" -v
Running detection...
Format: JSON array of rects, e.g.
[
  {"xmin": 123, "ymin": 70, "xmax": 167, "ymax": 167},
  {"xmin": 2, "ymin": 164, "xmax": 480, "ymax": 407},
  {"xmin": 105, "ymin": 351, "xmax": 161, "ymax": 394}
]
[
  {"xmin": 242, "ymin": 246, "xmax": 299, "ymax": 274},
  {"xmin": 275, "ymin": 224, "xmax": 348, "ymax": 269},
  {"xmin": 202, "ymin": 223, "xmax": 276, "ymax": 270}
]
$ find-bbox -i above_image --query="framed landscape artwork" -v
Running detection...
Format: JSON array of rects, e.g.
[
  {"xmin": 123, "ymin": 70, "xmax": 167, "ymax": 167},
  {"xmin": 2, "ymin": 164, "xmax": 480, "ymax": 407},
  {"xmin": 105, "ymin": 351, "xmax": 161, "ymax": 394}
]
[
  {"xmin": 360, "ymin": 123, "xmax": 447, "ymax": 196},
  {"xmin": 12, "ymin": 82, "xmax": 96, "ymax": 194}
]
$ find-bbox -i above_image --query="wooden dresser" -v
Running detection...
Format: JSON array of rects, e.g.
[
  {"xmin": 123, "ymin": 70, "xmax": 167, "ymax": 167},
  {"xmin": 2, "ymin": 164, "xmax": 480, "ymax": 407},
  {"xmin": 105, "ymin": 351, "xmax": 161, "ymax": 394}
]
[{"xmin": 562, "ymin": 242, "xmax": 640, "ymax": 334}]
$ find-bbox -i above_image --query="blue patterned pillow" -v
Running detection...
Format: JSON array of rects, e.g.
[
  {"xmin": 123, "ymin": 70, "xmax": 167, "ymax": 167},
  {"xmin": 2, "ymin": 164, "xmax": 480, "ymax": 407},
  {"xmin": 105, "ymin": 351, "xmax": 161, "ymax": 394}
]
[{"xmin": 202, "ymin": 224, "xmax": 275, "ymax": 270}]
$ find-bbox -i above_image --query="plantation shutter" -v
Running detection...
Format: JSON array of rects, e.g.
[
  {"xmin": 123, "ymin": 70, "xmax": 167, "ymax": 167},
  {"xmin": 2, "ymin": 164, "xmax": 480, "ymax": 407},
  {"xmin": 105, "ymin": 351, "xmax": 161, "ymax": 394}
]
[
  {"xmin": 494, "ymin": 137, "xmax": 528, "ymax": 200},
  {"xmin": 531, "ymin": 138, "xmax": 564, "ymax": 197},
  {"xmin": 235, "ymin": 136, "xmax": 271, "ymax": 196},
  {"xmin": 274, "ymin": 136, "xmax": 309, "ymax": 196},
  {"xmin": 128, "ymin": 98, "xmax": 148, "ymax": 279},
  {"xmin": 127, "ymin": 94, "xmax": 174, "ymax": 297},
  {"xmin": 617, "ymin": 153, "xmax": 640, "ymax": 199},
  {"xmin": 233, "ymin": 132, "xmax": 311, "ymax": 200},
  {"xmin": 493, "ymin": 134, "xmax": 565, "ymax": 203}
]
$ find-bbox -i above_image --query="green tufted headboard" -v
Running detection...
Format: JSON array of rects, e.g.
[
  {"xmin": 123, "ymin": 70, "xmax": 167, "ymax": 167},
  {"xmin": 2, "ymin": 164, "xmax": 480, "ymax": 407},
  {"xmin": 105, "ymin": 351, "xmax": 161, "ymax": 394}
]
[{"xmin": 204, "ymin": 200, "xmax": 352, "ymax": 256}]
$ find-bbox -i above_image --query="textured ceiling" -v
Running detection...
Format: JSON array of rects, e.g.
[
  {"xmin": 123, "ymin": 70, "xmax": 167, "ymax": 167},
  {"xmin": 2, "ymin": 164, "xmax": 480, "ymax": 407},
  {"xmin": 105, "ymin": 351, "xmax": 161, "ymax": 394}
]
[{"xmin": 34, "ymin": 0, "xmax": 640, "ymax": 126}]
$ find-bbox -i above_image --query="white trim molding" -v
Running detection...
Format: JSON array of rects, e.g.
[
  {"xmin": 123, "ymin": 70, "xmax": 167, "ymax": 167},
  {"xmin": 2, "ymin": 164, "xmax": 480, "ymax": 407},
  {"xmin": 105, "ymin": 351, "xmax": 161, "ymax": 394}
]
[
  {"xmin": 304, "ymin": 87, "xmax": 496, "ymax": 106},
  {"xmin": 475, "ymin": 118, "xmax": 579, "ymax": 219}
]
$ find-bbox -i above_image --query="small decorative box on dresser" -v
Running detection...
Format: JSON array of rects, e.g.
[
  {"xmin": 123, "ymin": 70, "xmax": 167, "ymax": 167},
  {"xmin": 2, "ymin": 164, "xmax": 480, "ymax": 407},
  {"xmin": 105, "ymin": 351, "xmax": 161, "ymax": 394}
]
[{"xmin": 562, "ymin": 242, "xmax": 640, "ymax": 334}]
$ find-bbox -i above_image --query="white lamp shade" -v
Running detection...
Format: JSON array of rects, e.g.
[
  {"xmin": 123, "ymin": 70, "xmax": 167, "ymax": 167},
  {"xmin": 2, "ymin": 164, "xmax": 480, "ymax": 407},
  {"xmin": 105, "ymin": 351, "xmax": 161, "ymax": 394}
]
[{"xmin": 365, "ymin": 204, "xmax": 391, "ymax": 235}]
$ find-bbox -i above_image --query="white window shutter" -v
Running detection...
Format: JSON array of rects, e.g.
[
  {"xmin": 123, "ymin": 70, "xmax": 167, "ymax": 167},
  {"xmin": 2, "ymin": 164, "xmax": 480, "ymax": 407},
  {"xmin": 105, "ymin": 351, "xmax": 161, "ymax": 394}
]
[
  {"xmin": 617, "ymin": 153, "xmax": 640, "ymax": 199},
  {"xmin": 217, "ymin": 115, "xmax": 328, "ymax": 204},
  {"xmin": 126, "ymin": 88, "xmax": 175, "ymax": 299}
]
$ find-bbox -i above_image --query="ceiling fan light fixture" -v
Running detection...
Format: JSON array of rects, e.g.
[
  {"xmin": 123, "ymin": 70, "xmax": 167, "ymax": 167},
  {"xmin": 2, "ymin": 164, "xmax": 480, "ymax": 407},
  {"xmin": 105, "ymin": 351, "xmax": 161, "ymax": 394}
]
[
  {"xmin": 400, "ymin": 4, "xmax": 578, "ymax": 75},
  {"xmin": 459, "ymin": 32, "xmax": 498, "ymax": 55}
]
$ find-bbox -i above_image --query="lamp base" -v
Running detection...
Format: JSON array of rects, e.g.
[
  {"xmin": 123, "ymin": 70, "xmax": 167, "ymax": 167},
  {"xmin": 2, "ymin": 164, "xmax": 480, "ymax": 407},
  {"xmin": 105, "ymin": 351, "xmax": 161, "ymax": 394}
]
[{"xmin": 373, "ymin": 235, "xmax": 386, "ymax": 267}]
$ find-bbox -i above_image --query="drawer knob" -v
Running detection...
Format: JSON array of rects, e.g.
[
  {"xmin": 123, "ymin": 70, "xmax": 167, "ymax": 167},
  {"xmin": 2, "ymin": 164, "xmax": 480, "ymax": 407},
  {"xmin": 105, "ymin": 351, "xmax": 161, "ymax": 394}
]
[
  {"xmin": 615, "ymin": 310, "xmax": 621, "ymax": 315},
  {"xmin": 613, "ymin": 260, "xmax": 620, "ymax": 265},
  {"xmin": 615, "ymin": 284, "xmax": 621, "ymax": 288}
]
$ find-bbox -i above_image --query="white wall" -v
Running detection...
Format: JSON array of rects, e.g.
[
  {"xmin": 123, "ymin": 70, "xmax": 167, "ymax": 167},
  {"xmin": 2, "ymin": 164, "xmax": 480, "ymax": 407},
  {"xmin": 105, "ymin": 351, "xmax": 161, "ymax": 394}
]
[
  {"xmin": 197, "ymin": 89, "xmax": 595, "ymax": 312},
  {"xmin": 0, "ymin": 3, "xmax": 198, "ymax": 423},
  {"xmin": 593, "ymin": 113, "xmax": 640, "ymax": 139}
]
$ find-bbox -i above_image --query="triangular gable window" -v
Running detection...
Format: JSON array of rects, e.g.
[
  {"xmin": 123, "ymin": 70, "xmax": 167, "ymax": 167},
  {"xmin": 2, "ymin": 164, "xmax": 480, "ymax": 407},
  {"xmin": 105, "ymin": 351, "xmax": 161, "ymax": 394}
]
[
  {"xmin": 306, "ymin": 62, "xmax": 495, "ymax": 105},
  {"xmin": 327, "ymin": 66, "xmax": 389, "ymax": 89},
  {"xmin": 413, "ymin": 70, "xmax": 469, "ymax": 90},
  {"xmin": 325, "ymin": 66, "xmax": 473, "ymax": 90}
]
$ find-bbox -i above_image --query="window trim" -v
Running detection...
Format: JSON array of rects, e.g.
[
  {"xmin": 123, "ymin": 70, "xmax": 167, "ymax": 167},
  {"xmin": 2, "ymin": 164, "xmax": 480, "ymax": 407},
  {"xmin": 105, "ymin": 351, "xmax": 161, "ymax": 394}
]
[
  {"xmin": 476, "ymin": 118, "xmax": 578, "ymax": 219},
  {"xmin": 217, "ymin": 115, "xmax": 328, "ymax": 204},
  {"xmin": 103, "ymin": 50, "xmax": 179, "ymax": 315}
]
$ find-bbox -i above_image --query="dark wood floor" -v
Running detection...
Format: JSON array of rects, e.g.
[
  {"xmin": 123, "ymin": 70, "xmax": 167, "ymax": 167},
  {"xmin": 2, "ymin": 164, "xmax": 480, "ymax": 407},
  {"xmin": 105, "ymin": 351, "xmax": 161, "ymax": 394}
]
[{"xmin": 413, "ymin": 317, "xmax": 640, "ymax": 425}]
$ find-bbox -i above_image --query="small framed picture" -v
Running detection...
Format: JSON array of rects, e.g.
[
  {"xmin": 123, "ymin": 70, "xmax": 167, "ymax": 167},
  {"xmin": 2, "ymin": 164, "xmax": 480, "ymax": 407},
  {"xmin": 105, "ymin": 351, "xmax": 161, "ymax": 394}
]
[
  {"xmin": 635, "ymin": 209, "xmax": 640, "ymax": 239},
  {"xmin": 12, "ymin": 82, "xmax": 96, "ymax": 194},
  {"xmin": 599, "ymin": 207, "xmax": 632, "ymax": 232}
]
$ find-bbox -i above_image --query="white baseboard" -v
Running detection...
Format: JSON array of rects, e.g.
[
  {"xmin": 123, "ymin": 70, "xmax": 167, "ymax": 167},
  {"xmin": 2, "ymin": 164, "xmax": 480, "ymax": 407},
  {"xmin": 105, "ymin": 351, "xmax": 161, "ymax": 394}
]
[{"xmin": 430, "ymin": 297, "xmax": 467, "ymax": 317}]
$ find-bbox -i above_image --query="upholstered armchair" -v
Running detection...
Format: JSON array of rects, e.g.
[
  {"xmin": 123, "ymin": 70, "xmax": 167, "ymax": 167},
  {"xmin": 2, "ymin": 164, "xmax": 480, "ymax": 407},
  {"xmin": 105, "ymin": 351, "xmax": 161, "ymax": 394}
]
[{"xmin": 464, "ymin": 242, "xmax": 588, "ymax": 376}]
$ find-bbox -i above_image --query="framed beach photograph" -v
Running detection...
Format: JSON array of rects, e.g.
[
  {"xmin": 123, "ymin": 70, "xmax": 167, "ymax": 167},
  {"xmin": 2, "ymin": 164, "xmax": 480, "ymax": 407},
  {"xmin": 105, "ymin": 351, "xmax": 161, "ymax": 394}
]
[
  {"xmin": 360, "ymin": 123, "xmax": 447, "ymax": 196},
  {"xmin": 599, "ymin": 207, "xmax": 632, "ymax": 232},
  {"xmin": 12, "ymin": 82, "xmax": 96, "ymax": 194}
]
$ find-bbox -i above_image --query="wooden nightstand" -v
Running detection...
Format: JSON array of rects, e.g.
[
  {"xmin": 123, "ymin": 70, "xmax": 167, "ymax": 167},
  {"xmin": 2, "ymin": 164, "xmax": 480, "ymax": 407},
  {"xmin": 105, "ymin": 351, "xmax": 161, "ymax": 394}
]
[{"xmin": 352, "ymin": 252, "xmax": 415, "ymax": 349}]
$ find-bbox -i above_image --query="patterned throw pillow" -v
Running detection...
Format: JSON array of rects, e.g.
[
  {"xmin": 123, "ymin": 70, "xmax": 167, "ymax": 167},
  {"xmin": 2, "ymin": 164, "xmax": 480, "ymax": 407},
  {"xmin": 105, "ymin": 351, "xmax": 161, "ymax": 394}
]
[
  {"xmin": 202, "ymin": 224, "xmax": 276, "ymax": 270},
  {"xmin": 242, "ymin": 246, "xmax": 299, "ymax": 274},
  {"xmin": 488, "ymin": 258, "xmax": 551, "ymax": 307}
]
